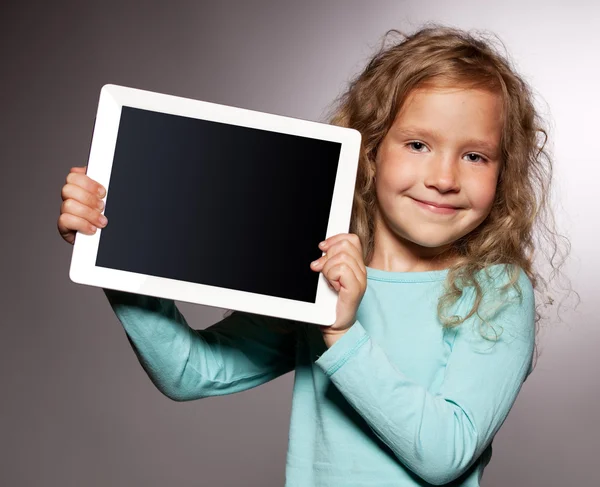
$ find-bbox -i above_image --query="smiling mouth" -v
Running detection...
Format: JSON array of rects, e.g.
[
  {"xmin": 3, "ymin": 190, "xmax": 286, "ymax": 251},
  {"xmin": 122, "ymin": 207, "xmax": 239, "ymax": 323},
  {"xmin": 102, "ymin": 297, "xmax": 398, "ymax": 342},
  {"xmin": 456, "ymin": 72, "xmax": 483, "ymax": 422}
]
[{"xmin": 411, "ymin": 198, "xmax": 461, "ymax": 215}]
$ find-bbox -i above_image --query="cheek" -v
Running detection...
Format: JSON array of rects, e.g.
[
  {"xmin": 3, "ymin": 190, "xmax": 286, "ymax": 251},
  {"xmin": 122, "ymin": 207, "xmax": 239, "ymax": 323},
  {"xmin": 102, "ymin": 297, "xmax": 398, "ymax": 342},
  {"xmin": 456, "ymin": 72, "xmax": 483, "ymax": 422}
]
[
  {"xmin": 377, "ymin": 154, "xmax": 416, "ymax": 191},
  {"xmin": 467, "ymin": 178, "xmax": 498, "ymax": 212},
  {"xmin": 377, "ymin": 169, "xmax": 414, "ymax": 200}
]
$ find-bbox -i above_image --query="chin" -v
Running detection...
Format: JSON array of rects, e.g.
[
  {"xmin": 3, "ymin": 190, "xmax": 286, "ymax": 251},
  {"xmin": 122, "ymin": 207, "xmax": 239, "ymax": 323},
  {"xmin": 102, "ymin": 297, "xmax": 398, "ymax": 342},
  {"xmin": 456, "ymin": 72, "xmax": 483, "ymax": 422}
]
[{"xmin": 402, "ymin": 231, "xmax": 460, "ymax": 250}]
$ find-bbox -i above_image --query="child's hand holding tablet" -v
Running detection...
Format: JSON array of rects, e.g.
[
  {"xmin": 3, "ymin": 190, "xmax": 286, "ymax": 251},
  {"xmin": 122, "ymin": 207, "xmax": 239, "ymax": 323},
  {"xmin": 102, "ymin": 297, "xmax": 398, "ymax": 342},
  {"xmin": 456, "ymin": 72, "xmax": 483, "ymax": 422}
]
[{"xmin": 62, "ymin": 84, "xmax": 361, "ymax": 326}]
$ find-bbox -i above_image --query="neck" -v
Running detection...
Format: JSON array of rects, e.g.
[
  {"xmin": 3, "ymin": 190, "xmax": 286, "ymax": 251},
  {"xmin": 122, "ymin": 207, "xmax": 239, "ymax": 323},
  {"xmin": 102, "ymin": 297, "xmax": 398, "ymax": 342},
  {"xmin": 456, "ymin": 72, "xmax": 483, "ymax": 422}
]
[{"xmin": 367, "ymin": 214, "xmax": 460, "ymax": 273}]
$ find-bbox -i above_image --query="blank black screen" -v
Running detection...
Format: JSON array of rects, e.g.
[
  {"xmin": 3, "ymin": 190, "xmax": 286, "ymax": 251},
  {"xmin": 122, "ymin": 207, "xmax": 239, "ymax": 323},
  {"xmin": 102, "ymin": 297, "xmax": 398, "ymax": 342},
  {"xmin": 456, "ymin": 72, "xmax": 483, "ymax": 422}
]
[{"xmin": 95, "ymin": 106, "xmax": 342, "ymax": 303}]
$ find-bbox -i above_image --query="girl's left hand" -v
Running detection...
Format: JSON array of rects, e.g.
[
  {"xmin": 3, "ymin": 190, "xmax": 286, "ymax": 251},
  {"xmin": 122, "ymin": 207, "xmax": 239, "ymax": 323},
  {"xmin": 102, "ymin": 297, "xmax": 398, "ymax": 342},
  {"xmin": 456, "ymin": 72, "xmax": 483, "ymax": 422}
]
[{"xmin": 310, "ymin": 233, "xmax": 367, "ymax": 345}]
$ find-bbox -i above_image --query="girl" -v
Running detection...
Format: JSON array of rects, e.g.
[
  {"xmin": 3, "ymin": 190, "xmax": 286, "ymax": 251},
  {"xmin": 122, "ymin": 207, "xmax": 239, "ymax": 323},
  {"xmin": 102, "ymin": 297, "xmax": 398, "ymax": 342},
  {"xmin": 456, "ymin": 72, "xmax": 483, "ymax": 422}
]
[{"xmin": 57, "ymin": 25, "xmax": 565, "ymax": 486}]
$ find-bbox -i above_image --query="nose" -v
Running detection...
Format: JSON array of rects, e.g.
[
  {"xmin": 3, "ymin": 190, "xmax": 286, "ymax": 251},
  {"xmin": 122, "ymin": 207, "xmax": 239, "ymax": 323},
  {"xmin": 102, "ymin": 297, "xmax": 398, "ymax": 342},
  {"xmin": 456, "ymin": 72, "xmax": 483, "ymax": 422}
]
[{"xmin": 423, "ymin": 152, "xmax": 460, "ymax": 193}]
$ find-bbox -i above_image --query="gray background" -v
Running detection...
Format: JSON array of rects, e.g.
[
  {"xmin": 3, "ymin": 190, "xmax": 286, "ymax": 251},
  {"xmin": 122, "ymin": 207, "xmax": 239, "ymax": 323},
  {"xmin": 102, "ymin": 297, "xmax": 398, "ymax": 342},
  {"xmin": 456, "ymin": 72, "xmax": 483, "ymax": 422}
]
[{"xmin": 1, "ymin": 0, "xmax": 598, "ymax": 485}]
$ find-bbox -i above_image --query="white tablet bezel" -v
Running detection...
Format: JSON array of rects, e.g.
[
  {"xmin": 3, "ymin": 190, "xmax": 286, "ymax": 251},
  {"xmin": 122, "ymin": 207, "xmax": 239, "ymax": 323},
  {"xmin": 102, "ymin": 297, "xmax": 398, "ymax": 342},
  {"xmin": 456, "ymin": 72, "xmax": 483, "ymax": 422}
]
[{"xmin": 69, "ymin": 84, "xmax": 361, "ymax": 326}]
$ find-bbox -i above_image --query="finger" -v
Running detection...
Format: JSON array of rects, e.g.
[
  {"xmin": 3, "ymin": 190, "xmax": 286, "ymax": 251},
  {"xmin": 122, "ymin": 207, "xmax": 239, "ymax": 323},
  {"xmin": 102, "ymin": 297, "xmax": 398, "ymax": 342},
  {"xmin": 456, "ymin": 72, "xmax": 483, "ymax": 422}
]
[
  {"xmin": 57, "ymin": 212, "xmax": 100, "ymax": 244},
  {"xmin": 61, "ymin": 197, "xmax": 107, "ymax": 228},
  {"xmin": 310, "ymin": 253, "xmax": 343, "ymax": 290},
  {"xmin": 65, "ymin": 171, "xmax": 106, "ymax": 198},
  {"xmin": 322, "ymin": 258, "xmax": 362, "ymax": 296},
  {"xmin": 319, "ymin": 238, "xmax": 366, "ymax": 276},
  {"xmin": 61, "ymin": 181, "xmax": 106, "ymax": 214},
  {"xmin": 310, "ymin": 240, "xmax": 366, "ymax": 281},
  {"xmin": 70, "ymin": 165, "xmax": 87, "ymax": 174},
  {"xmin": 320, "ymin": 252, "xmax": 365, "ymax": 294},
  {"xmin": 321, "ymin": 251, "xmax": 364, "ymax": 283},
  {"xmin": 320, "ymin": 233, "xmax": 363, "ymax": 260}
]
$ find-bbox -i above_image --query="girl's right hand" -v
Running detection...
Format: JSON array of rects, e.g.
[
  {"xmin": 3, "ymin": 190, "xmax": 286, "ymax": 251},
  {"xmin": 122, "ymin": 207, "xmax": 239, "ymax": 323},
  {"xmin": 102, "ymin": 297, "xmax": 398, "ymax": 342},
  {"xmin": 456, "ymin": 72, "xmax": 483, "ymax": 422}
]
[{"xmin": 57, "ymin": 166, "xmax": 108, "ymax": 245}]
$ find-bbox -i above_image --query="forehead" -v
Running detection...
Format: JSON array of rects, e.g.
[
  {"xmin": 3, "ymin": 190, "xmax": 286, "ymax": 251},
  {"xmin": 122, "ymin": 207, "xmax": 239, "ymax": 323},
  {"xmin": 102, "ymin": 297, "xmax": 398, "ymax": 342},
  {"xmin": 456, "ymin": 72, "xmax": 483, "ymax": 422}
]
[{"xmin": 391, "ymin": 86, "xmax": 503, "ymax": 149}]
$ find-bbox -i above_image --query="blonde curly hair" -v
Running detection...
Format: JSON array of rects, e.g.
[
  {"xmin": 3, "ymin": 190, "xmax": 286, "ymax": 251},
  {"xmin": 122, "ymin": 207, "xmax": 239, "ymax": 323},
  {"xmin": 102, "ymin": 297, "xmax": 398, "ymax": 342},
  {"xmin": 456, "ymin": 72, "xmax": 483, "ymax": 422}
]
[{"xmin": 324, "ymin": 24, "xmax": 571, "ymax": 358}]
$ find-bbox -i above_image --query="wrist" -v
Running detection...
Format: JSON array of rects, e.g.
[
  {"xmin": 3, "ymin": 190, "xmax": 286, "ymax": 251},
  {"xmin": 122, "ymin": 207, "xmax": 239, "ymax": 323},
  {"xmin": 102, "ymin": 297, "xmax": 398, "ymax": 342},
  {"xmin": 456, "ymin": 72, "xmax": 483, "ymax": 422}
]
[
  {"xmin": 321, "ymin": 331, "xmax": 346, "ymax": 348},
  {"xmin": 319, "ymin": 321, "xmax": 356, "ymax": 348}
]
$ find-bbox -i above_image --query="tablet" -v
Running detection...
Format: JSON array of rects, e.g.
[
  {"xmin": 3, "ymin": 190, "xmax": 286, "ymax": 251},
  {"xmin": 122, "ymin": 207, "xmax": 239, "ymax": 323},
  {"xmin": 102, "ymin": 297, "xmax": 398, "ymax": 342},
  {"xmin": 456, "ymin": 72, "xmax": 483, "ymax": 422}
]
[{"xmin": 69, "ymin": 84, "xmax": 361, "ymax": 326}]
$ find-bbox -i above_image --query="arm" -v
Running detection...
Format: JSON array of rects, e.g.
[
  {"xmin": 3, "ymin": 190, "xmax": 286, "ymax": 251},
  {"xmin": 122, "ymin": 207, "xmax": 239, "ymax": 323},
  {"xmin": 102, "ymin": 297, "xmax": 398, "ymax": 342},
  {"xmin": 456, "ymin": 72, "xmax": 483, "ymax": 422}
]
[
  {"xmin": 314, "ymin": 269, "xmax": 535, "ymax": 485},
  {"xmin": 103, "ymin": 288, "xmax": 298, "ymax": 402}
]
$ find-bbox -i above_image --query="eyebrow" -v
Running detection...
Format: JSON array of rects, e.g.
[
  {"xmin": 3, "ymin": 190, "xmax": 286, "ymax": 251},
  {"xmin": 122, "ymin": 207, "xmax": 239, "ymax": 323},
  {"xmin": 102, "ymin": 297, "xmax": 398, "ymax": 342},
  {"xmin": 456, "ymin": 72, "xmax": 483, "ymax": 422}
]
[{"xmin": 395, "ymin": 126, "xmax": 500, "ymax": 158}]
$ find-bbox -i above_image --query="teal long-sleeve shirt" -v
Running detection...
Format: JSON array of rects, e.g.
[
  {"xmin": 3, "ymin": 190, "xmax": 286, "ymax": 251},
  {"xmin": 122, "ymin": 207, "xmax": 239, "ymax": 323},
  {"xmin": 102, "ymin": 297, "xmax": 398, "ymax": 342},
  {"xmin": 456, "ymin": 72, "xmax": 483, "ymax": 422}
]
[{"xmin": 103, "ymin": 264, "xmax": 535, "ymax": 486}]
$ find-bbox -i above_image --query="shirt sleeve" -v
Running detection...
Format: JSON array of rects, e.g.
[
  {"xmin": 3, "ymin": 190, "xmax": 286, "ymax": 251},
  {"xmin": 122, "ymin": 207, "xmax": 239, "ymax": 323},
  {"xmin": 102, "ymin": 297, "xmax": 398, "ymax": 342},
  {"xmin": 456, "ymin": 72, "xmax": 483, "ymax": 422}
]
[
  {"xmin": 103, "ymin": 288, "xmax": 298, "ymax": 401},
  {"xmin": 313, "ymin": 269, "xmax": 535, "ymax": 486}
]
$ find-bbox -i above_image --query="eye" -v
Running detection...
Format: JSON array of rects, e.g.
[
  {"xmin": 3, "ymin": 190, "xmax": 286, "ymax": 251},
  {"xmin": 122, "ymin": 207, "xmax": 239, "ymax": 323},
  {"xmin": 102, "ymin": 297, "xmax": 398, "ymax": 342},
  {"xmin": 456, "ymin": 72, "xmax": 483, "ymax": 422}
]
[
  {"xmin": 407, "ymin": 141, "xmax": 428, "ymax": 152},
  {"xmin": 464, "ymin": 153, "xmax": 487, "ymax": 163}
]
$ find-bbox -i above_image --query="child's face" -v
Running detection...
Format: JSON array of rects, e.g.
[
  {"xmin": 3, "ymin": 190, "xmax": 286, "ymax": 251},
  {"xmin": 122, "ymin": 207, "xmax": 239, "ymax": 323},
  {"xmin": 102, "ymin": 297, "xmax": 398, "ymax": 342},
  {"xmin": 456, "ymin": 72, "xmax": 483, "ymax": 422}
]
[{"xmin": 374, "ymin": 85, "xmax": 502, "ymax": 259}]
